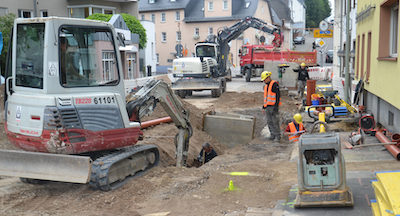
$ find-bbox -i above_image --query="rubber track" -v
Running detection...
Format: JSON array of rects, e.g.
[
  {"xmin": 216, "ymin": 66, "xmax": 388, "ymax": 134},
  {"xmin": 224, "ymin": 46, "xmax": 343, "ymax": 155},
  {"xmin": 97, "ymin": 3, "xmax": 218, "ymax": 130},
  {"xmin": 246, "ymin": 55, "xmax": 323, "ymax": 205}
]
[{"xmin": 89, "ymin": 144, "xmax": 159, "ymax": 191}]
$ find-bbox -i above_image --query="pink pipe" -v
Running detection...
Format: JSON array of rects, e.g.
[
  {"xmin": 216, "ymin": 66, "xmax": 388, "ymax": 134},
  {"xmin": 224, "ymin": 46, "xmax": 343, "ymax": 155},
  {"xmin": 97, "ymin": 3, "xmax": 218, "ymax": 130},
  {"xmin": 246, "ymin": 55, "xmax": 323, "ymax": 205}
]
[
  {"xmin": 140, "ymin": 117, "xmax": 172, "ymax": 129},
  {"xmin": 376, "ymin": 130, "xmax": 400, "ymax": 160}
]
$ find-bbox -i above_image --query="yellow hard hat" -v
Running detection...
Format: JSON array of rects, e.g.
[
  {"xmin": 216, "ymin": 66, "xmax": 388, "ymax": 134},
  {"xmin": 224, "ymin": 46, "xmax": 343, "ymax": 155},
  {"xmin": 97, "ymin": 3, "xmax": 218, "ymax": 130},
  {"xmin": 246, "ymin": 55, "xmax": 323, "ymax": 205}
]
[
  {"xmin": 300, "ymin": 62, "xmax": 306, "ymax": 67},
  {"xmin": 294, "ymin": 113, "xmax": 302, "ymax": 124},
  {"xmin": 261, "ymin": 71, "xmax": 272, "ymax": 81}
]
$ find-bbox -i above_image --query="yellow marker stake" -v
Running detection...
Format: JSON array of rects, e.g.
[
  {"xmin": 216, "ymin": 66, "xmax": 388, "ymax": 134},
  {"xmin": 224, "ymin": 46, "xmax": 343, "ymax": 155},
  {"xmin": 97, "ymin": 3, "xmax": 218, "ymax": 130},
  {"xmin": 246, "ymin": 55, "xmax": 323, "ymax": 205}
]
[
  {"xmin": 228, "ymin": 180, "xmax": 236, "ymax": 191},
  {"xmin": 319, "ymin": 112, "xmax": 326, "ymax": 133}
]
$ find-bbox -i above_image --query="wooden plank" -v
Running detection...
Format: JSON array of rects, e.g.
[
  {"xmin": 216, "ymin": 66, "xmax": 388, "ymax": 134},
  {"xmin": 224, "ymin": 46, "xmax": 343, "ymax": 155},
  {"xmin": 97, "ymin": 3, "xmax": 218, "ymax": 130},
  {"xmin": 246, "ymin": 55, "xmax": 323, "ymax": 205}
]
[{"xmin": 341, "ymin": 139, "xmax": 353, "ymax": 149}]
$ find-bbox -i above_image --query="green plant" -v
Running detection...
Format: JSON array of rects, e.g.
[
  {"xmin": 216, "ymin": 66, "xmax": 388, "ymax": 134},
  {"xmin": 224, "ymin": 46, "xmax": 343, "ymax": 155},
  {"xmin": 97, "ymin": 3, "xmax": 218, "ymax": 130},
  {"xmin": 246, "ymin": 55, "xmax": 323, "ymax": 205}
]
[
  {"xmin": 86, "ymin": 13, "xmax": 147, "ymax": 50},
  {"xmin": 0, "ymin": 13, "xmax": 16, "ymax": 76}
]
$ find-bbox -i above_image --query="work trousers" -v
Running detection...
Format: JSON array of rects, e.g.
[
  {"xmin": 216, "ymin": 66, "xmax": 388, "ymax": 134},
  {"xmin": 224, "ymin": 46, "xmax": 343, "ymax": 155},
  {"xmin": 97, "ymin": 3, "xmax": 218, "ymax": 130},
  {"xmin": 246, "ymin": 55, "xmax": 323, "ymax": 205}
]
[
  {"xmin": 265, "ymin": 106, "xmax": 280, "ymax": 139},
  {"xmin": 298, "ymin": 80, "xmax": 307, "ymax": 99}
]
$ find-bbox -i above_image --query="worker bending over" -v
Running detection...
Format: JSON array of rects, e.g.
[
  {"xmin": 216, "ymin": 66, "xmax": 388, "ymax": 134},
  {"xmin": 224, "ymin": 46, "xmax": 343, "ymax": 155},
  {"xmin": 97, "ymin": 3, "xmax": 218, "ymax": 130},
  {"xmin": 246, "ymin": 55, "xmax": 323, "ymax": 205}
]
[
  {"xmin": 285, "ymin": 114, "xmax": 306, "ymax": 142},
  {"xmin": 261, "ymin": 71, "xmax": 281, "ymax": 142},
  {"xmin": 197, "ymin": 142, "xmax": 217, "ymax": 164}
]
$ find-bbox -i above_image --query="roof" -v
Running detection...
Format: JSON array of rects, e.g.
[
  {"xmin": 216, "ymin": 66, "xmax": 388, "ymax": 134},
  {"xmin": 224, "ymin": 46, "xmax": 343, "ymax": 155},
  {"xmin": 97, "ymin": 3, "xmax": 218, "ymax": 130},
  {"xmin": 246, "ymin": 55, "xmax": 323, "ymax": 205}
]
[
  {"xmin": 184, "ymin": 0, "xmax": 260, "ymax": 23},
  {"xmin": 139, "ymin": 0, "xmax": 190, "ymax": 12},
  {"xmin": 267, "ymin": 0, "xmax": 292, "ymax": 23}
]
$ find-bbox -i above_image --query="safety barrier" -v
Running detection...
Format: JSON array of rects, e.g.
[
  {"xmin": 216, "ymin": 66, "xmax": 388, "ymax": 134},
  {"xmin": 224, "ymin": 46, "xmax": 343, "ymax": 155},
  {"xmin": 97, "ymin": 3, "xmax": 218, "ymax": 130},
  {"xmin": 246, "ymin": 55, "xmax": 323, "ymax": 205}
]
[
  {"xmin": 307, "ymin": 66, "xmax": 333, "ymax": 81},
  {"xmin": 370, "ymin": 171, "xmax": 400, "ymax": 216}
]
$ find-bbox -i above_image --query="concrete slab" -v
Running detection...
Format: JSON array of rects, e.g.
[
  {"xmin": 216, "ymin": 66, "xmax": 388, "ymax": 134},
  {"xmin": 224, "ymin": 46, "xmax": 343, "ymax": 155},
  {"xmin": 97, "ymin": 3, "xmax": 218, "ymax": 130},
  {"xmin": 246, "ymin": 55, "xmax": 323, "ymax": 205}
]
[
  {"xmin": 203, "ymin": 112, "xmax": 256, "ymax": 148},
  {"xmin": 273, "ymin": 171, "xmax": 376, "ymax": 216}
]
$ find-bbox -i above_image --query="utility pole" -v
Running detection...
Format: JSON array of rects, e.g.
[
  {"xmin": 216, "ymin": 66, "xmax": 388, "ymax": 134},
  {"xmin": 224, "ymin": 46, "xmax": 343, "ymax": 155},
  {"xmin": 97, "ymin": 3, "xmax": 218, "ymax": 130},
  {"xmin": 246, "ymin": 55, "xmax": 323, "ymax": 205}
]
[{"xmin": 344, "ymin": 0, "xmax": 351, "ymax": 103}]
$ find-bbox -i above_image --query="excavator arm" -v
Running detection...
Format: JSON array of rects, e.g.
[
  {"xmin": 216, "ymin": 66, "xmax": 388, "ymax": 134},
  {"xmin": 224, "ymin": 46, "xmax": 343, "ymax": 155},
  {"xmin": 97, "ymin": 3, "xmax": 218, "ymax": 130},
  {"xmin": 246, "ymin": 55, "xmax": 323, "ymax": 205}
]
[
  {"xmin": 212, "ymin": 16, "xmax": 282, "ymax": 77},
  {"xmin": 126, "ymin": 79, "xmax": 193, "ymax": 167}
]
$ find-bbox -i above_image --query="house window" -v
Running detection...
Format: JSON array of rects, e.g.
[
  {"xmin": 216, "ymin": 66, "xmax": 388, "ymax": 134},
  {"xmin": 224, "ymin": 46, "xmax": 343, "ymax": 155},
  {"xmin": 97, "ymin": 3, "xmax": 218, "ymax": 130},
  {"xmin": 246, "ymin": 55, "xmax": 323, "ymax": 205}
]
[
  {"xmin": 390, "ymin": 3, "xmax": 398, "ymax": 57},
  {"xmin": 104, "ymin": 10, "xmax": 113, "ymax": 15},
  {"xmin": 126, "ymin": 52, "xmax": 136, "ymax": 80},
  {"xmin": 68, "ymin": 6, "xmax": 115, "ymax": 18},
  {"xmin": 18, "ymin": 9, "xmax": 33, "ymax": 18},
  {"xmin": 140, "ymin": 14, "xmax": 145, "ymax": 20},
  {"xmin": 361, "ymin": 34, "xmax": 365, "ymax": 79},
  {"xmin": 151, "ymin": 13, "xmax": 155, "ymax": 22},
  {"xmin": 208, "ymin": 27, "xmax": 213, "ymax": 35},
  {"xmin": 378, "ymin": 1, "xmax": 399, "ymax": 59},
  {"xmin": 176, "ymin": 31, "xmax": 181, "ymax": 41},
  {"xmin": 195, "ymin": 28, "xmax": 199, "ymax": 36},
  {"xmin": 208, "ymin": 1, "xmax": 214, "ymax": 11},
  {"xmin": 161, "ymin": 32, "xmax": 166, "ymax": 42},
  {"xmin": 356, "ymin": 35, "xmax": 360, "ymax": 78},
  {"xmin": 389, "ymin": 111, "xmax": 394, "ymax": 126},
  {"xmin": 156, "ymin": 54, "xmax": 159, "ymax": 64},
  {"xmin": 40, "ymin": 10, "xmax": 48, "ymax": 17},
  {"xmin": 149, "ymin": 0, "xmax": 155, "ymax": 3},
  {"xmin": 223, "ymin": 1, "xmax": 228, "ymax": 10},
  {"xmin": 0, "ymin": 8, "xmax": 8, "ymax": 16},
  {"xmin": 367, "ymin": 32, "xmax": 372, "ymax": 81},
  {"xmin": 175, "ymin": 11, "xmax": 180, "ymax": 21},
  {"xmin": 102, "ymin": 51, "xmax": 116, "ymax": 82},
  {"xmin": 161, "ymin": 12, "xmax": 166, "ymax": 22}
]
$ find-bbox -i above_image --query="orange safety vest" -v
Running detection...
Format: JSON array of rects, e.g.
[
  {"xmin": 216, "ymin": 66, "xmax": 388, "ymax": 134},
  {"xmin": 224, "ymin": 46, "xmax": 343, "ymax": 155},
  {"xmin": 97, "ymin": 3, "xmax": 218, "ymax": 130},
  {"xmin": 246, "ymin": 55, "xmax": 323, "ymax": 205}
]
[
  {"xmin": 288, "ymin": 122, "xmax": 305, "ymax": 142},
  {"xmin": 264, "ymin": 80, "xmax": 282, "ymax": 108}
]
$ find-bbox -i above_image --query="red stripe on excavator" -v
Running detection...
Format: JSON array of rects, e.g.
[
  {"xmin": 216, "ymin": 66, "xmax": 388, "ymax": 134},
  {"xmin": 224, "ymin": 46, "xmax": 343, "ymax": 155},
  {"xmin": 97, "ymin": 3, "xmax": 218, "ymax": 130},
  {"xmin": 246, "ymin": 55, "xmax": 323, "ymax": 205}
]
[{"xmin": 5, "ymin": 124, "xmax": 142, "ymax": 154}]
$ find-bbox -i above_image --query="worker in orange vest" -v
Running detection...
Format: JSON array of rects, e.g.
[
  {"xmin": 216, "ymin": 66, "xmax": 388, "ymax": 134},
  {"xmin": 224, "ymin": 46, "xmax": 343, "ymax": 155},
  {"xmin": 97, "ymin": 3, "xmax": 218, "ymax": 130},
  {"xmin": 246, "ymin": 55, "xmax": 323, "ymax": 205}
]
[
  {"xmin": 261, "ymin": 71, "xmax": 281, "ymax": 142},
  {"xmin": 284, "ymin": 114, "xmax": 306, "ymax": 142}
]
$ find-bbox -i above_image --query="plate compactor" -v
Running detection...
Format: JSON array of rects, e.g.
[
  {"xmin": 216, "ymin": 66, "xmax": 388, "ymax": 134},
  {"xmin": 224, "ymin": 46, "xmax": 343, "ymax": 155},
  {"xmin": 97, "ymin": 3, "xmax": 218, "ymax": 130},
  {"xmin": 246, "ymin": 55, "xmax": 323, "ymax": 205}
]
[{"xmin": 294, "ymin": 132, "xmax": 354, "ymax": 207}]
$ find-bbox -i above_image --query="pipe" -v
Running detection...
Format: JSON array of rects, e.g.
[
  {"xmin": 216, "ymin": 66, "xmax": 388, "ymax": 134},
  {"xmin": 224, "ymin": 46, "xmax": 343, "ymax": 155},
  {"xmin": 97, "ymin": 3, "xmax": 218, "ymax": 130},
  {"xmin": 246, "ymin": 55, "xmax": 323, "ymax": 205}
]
[
  {"xmin": 391, "ymin": 133, "xmax": 400, "ymax": 148},
  {"xmin": 140, "ymin": 117, "xmax": 172, "ymax": 129},
  {"xmin": 375, "ymin": 130, "xmax": 400, "ymax": 160}
]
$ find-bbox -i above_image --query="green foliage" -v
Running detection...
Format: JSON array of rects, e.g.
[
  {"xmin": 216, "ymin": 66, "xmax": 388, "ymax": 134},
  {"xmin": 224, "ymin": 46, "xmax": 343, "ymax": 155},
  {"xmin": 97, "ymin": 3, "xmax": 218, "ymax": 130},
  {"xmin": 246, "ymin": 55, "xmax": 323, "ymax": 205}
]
[
  {"xmin": 86, "ymin": 13, "xmax": 147, "ymax": 50},
  {"xmin": 305, "ymin": 0, "xmax": 332, "ymax": 28},
  {"xmin": 0, "ymin": 13, "xmax": 16, "ymax": 76}
]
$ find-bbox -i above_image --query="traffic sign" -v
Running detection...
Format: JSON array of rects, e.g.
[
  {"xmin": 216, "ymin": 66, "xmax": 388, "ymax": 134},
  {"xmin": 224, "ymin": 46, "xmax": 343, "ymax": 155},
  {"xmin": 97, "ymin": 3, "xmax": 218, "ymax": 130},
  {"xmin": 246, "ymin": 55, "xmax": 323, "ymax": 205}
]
[
  {"xmin": 314, "ymin": 29, "xmax": 333, "ymax": 38},
  {"xmin": 319, "ymin": 21, "xmax": 329, "ymax": 31}
]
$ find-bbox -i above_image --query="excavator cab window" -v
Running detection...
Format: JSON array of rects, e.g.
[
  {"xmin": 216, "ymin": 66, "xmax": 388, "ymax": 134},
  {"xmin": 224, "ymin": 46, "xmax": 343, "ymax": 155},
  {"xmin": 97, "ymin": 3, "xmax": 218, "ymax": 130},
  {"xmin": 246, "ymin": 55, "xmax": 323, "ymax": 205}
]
[
  {"xmin": 16, "ymin": 23, "xmax": 45, "ymax": 89},
  {"xmin": 59, "ymin": 26, "xmax": 120, "ymax": 87},
  {"xmin": 196, "ymin": 45, "xmax": 216, "ymax": 59}
]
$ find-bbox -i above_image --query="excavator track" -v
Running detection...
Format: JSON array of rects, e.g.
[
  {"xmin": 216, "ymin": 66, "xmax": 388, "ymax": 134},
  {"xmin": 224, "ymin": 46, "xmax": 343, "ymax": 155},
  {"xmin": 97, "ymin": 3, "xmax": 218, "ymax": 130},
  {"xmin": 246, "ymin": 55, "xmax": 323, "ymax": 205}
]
[{"xmin": 89, "ymin": 144, "xmax": 159, "ymax": 191}]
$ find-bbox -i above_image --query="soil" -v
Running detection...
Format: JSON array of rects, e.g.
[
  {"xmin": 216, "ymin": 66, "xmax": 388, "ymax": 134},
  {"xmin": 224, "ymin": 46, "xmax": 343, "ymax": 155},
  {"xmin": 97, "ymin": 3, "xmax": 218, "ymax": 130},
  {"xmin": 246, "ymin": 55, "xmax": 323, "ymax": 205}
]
[{"xmin": 0, "ymin": 81, "xmax": 399, "ymax": 216}]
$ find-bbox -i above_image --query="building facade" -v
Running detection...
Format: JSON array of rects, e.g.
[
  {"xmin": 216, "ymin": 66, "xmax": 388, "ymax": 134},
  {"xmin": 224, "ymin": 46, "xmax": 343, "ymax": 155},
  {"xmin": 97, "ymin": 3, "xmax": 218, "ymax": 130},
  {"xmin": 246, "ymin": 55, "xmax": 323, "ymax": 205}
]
[
  {"xmin": 0, "ymin": 0, "xmax": 142, "ymax": 79},
  {"xmin": 356, "ymin": 0, "xmax": 400, "ymax": 132},
  {"xmin": 139, "ymin": 0, "xmax": 286, "ymax": 72}
]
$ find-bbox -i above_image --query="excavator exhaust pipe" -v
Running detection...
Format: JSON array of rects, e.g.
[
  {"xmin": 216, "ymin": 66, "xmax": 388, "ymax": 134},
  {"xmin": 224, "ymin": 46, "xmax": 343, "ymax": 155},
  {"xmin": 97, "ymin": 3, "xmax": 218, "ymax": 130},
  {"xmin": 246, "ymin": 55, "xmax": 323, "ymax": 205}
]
[{"xmin": 0, "ymin": 150, "xmax": 92, "ymax": 184}]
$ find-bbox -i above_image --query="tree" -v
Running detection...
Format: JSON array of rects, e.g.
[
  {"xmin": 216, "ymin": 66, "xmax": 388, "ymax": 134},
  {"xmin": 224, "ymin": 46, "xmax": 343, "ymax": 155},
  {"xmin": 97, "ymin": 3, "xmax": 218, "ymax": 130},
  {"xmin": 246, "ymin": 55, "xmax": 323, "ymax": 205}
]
[
  {"xmin": 0, "ymin": 13, "xmax": 16, "ymax": 76},
  {"xmin": 86, "ymin": 13, "xmax": 147, "ymax": 50},
  {"xmin": 305, "ymin": 0, "xmax": 332, "ymax": 28}
]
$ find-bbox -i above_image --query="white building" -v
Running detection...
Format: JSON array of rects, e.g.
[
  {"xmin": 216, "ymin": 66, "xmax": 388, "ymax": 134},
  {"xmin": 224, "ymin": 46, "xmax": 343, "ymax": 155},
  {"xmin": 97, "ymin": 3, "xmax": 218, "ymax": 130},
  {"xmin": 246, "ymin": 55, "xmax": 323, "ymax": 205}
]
[{"xmin": 140, "ymin": 20, "xmax": 157, "ymax": 75}]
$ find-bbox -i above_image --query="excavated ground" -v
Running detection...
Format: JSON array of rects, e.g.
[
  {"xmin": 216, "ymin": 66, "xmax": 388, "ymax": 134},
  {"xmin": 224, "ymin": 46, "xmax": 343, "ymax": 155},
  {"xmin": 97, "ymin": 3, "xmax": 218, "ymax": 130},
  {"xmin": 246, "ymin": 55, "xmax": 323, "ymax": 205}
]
[{"xmin": 0, "ymin": 81, "xmax": 398, "ymax": 216}]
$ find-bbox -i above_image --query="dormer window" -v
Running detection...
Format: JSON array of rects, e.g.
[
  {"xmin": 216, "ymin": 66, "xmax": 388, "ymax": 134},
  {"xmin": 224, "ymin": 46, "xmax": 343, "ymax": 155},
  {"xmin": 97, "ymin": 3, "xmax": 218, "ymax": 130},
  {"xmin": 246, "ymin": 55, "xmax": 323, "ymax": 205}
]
[
  {"xmin": 245, "ymin": 2, "xmax": 250, "ymax": 8},
  {"xmin": 149, "ymin": 0, "xmax": 155, "ymax": 3}
]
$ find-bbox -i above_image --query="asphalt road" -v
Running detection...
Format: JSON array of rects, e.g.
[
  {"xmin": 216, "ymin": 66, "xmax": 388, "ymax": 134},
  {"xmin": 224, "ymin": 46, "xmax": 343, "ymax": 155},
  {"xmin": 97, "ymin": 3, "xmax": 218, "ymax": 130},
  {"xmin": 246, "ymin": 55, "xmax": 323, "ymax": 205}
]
[{"xmin": 294, "ymin": 33, "xmax": 333, "ymax": 67}]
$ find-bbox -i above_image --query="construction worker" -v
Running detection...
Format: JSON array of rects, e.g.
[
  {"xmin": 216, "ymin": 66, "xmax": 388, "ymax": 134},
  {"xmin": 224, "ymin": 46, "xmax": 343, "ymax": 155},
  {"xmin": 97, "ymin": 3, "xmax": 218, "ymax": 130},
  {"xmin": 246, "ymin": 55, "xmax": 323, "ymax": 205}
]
[
  {"xmin": 284, "ymin": 113, "xmax": 306, "ymax": 142},
  {"xmin": 261, "ymin": 71, "xmax": 281, "ymax": 142},
  {"xmin": 293, "ymin": 62, "xmax": 310, "ymax": 99},
  {"xmin": 197, "ymin": 142, "xmax": 217, "ymax": 164}
]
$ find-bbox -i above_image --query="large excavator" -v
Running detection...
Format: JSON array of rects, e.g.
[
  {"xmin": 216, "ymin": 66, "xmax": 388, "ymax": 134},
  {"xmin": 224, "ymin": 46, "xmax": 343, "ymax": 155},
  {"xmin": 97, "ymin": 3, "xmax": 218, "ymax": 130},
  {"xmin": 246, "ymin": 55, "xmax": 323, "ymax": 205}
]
[
  {"xmin": 0, "ymin": 17, "xmax": 192, "ymax": 191},
  {"xmin": 172, "ymin": 16, "xmax": 283, "ymax": 98}
]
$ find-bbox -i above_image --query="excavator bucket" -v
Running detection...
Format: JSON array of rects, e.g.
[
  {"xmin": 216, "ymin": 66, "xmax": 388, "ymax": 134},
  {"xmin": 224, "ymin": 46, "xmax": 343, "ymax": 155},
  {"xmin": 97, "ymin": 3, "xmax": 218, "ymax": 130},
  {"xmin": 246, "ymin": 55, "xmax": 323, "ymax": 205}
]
[{"xmin": 0, "ymin": 150, "xmax": 92, "ymax": 184}]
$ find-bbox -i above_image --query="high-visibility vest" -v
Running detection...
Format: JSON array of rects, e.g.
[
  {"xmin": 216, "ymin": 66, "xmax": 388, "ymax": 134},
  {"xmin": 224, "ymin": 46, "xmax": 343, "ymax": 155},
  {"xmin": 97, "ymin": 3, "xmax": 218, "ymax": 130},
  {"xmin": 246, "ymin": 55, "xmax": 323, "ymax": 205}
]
[
  {"xmin": 264, "ymin": 80, "xmax": 282, "ymax": 108},
  {"xmin": 288, "ymin": 122, "xmax": 305, "ymax": 142}
]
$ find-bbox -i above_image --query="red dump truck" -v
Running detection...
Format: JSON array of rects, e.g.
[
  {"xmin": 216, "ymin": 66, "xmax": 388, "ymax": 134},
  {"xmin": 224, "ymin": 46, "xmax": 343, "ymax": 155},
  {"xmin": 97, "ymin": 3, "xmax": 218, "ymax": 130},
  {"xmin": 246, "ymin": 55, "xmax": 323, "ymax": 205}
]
[{"xmin": 239, "ymin": 44, "xmax": 317, "ymax": 82}]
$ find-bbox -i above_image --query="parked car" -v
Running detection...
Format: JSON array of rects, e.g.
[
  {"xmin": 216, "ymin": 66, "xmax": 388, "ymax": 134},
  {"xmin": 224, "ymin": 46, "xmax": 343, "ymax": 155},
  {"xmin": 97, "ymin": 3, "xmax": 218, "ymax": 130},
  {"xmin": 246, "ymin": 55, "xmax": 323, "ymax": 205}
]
[
  {"xmin": 293, "ymin": 36, "xmax": 305, "ymax": 44},
  {"xmin": 326, "ymin": 50, "xmax": 334, "ymax": 63}
]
